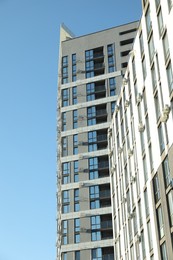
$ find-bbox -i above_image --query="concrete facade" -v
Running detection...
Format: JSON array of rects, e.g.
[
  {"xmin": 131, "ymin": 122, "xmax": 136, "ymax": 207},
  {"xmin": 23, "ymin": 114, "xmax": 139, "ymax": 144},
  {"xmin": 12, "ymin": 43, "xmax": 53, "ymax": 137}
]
[{"xmin": 57, "ymin": 21, "xmax": 139, "ymax": 260}]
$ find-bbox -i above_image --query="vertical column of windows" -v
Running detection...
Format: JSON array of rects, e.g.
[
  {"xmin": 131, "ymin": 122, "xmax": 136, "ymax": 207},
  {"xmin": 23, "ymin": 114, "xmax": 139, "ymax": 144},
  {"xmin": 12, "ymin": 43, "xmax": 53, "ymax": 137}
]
[
  {"xmin": 62, "ymin": 112, "xmax": 66, "ymax": 131},
  {"xmin": 167, "ymin": 190, "xmax": 173, "ymax": 227},
  {"xmin": 74, "ymin": 161, "xmax": 79, "ymax": 182},
  {"xmin": 87, "ymin": 107, "xmax": 96, "ymax": 126},
  {"xmin": 62, "ymin": 56, "xmax": 68, "ymax": 84},
  {"xmin": 166, "ymin": 62, "xmax": 173, "ymax": 93},
  {"xmin": 62, "ymin": 220, "xmax": 68, "ymax": 245},
  {"xmin": 107, "ymin": 44, "xmax": 115, "ymax": 73},
  {"xmin": 72, "ymin": 86, "xmax": 77, "ymax": 105},
  {"xmin": 73, "ymin": 134, "xmax": 78, "ymax": 155},
  {"xmin": 72, "ymin": 54, "xmax": 77, "ymax": 82},
  {"xmin": 145, "ymin": 6, "xmax": 152, "ymax": 36},
  {"xmin": 73, "ymin": 110, "xmax": 78, "ymax": 129},
  {"xmin": 74, "ymin": 189, "xmax": 80, "ymax": 212},
  {"xmin": 75, "ymin": 251, "xmax": 80, "ymax": 260},
  {"xmin": 89, "ymin": 157, "xmax": 98, "ymax": 179},
  {"xmin": 62, "ymin": 162, "xmax": 70, "ymax": 184},
  {"xmin": 162, "ymin": 156, "xmax": 171, "ymax": 188},
  {"xmin": 90, "ymin": 186, "xmax": 100, "ymax": 209},
  {"xmin": 148, "ymin": 34, "xmax": 155, "ymax": 63},
  {"xmin": 74, "ymin": 218, "xmax": 80, "ymax": 243},
  {"xmin": 91, "ymin": 216, "xmax": 101, "ymax": 241},
  {"xmin": 62, "ymin": 190, "xmax": 70, "ymax": 213},
  {"xmin": 157, "ymin": 206, "xmax": 165, "ymax": 239},
  {"xmin": 158, "ymin": 123, "xmax": 165, "ymax": 153},
  {"xmin": 86, "ymin": 82, "xmax": 95, "ymax": 101},
  {"xmin": 153, "ymin": 173, "xmax": 160, "ymax": 203},
  {"xmin": 109, "ymin": 77, "xmax": 116, "ymax": 96},
  {"xmin": 157, "ymin": 8, "xmax": 164, "ymax": 37},
  {"xmin": 88, "ymin": 131, "xmax": 97, "ymax": 152},
  {"xmin": 62, "ymin": 89, "xmax": 69, "ymax": 107},
  {"xmin": 62, "ymin": 137, "xmax": 68, "ymax": 156}
]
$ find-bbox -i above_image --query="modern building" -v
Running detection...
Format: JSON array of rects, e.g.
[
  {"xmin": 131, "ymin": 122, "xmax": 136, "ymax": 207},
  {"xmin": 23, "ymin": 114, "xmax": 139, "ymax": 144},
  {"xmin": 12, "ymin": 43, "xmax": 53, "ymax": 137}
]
[
  {"xmin": 108, "ymin": 0, "xmax": 173, "ymax": 259},
  {"xmin": 56, "ymin": 21, "xmax": 139, "ymax": 260}
]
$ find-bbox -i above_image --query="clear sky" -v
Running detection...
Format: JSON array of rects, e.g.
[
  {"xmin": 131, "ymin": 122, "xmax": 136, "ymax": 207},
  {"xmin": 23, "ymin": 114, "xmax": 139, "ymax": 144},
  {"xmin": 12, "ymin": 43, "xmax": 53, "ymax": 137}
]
[{"xmin": 0, "ymin": 1, "xmax": 141, "ymax": 259}]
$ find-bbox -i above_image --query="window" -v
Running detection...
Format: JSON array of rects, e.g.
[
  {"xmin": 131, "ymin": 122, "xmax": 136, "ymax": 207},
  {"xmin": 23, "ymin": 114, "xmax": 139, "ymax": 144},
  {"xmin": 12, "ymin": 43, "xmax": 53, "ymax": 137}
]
[
  {"xmin": 62, "ymin": 220, "xmax": 68, "ymax": 245},
  {"xmin": 146, "ymin": 7, "xmax": 152, "ymax": 35},
  {"xmin": 139, "ymin": 32, "xmax": 144, "ymax": 55},
  {"xmin": 144, "ymin": 189, "xmax": 150, "ymax": 217},
  {"xmin": 72, "ymin": 53, "xmax": 77, "ymax": 82},
  {"xmin": 143, "ymin": 156, "xmax": 148, "ymax": 183},
  {"xmin": 62, "ymin": 253, "xmax": 67, "ymax": 260},
  {"xmin": 92, "ymin": 248, "xmax": 102, "ymax": 260},
  {"xmin": 91, "ymin": 216, "xmax": 101, "ymax": 241},
  {"xmin": 158, "ymin": 8, "xmax": 164, "ymax": 36},
  {"xmin": 151, "ymin": 63, "xmax": 157, "ymax": 90},
  {"xmin": 62, "ymin": 112, "xmax": 66, "ymax": 131},
  {"xmin": 74, "ymin": 189, "xmax": 80, "ymax": 212},
  {"xmin": 111, "ymin": 102, "xmax": 116, "ymax": 114},
  {"xmin": 132, "ymin": 58, "xmax": 136, "ymax": 80},
  {"xmin": 166, "ymin": 62, "xmax": 173, "ymax": 92},
  {"xmin": 86, "ymin": 82, "xmax": 95, "ymax": 101},
  {"xmin": 154, "ymin": 93, "xmax": 161, "ymax": 120},
  {"xmin": 141, "ymin": 230, "xmax": 146, "ymax": 259},
  {"xmin": 62, "ymin": 56, "xmax": 68, "ymax": 84},
  {"xmin": 167, "ymin": 0, "xmax": 173, "ymax": 11},
  {"xmin": 62, "ymin": 89, "xmax": 69, "ymax": 107},
  {"xmin": 62, "ymin": 137, "xmax": 68, "ymax": 156},
  {"xmin": 74, "ymin": 218, "xmax": 80, "ymax": 243},
  {"xmin": 74, "ymin": 161, "xmax": 79, "ymax": 182},
  {"xmin": 73, "ymin": 110, "xmax": 78, "ymax": 129},
  {"xmin": 89, "ymin": 157, "xmax": 98, "ymax": 179},
  {"xmin": 149, "ymin": 144, "xmax": 154, "ymax": 172},
  {"xmin": 142, "ymin": 57, "xmax": 147, "ymax": 80},
  {"xmin": 157, "ymin": 206, "xmax": 165, "ymax": 239},
  {"xmin": 148, "ymin": 34, "xmax": 155, "ymax": 63},
  {"xmin": 87, "ymin": 107, "xmax": 96, "ymax": 126},
  {"xmin": 62, "ymin": 162, "xmax": 70, "ymax": 184},
  {"xmin": 167, "ymin": 190, "xmax": 173, "ymax": 226},
  {"xmin": 163, "ymin": 32, "xmax": 170, "ymax": 62},
  {"xmin": 158, "ymin": 124, "xmax": 165, "ymax": 153},
  {"xmin": 62, "ymin": 190, "xmax": 70, "ymax": 213},
  {"xmin": 72, "ymin": 86, "xmax": 77, "ymax": 105},
  {"xmin": 161, "ymin": 242, "xmax": 168, "ymax": 260},
  {"xmin": 75, "ymin": 251, "xmax": 80, "ymax": 260},
  {"xmin": 153, "ymin": 174, "xmax": 160, "ymax": 203},
  {"xmin": 109, "ymin": 77, "xmax": 116, "ymax": 96},
  {"xmin": 88, "ymin": 131, "xmax": 97, "ymax": 152},
  {"xmin": 163, "ymin": 156, "xmax": 171, "ymax": 187},
  {"xmin": 147, "ymin": 221, "xmax": 153, "ymax": 250},
  {"xmin": 73, "ymin": 134, "xmax": 78, "ymax": 155},
  {"xmin": 90, "ymin": 186, "xmax": 100, "ymax": 209},
  {"xmin": 107, "ymin": 44, "xmax": 115, "ymax": 73}
]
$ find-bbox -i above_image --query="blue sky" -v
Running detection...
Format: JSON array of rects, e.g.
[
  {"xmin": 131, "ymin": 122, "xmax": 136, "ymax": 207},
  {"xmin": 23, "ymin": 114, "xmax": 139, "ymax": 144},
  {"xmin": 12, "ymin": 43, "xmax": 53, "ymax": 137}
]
[{"xmin": 0, "ymin": 1, "xmax": 141, "ymax": 259}]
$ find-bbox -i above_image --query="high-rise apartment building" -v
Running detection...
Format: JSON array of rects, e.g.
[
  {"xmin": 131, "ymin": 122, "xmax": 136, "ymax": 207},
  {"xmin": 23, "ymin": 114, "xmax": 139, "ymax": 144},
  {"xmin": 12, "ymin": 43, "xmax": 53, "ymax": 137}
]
[
  {"xmin": 57, "ymin": 22, "xmax": 139, "ymax": 260},
  {"xmin": 108, "ymin": 0, "xmax": 173, "ymax": 259}
]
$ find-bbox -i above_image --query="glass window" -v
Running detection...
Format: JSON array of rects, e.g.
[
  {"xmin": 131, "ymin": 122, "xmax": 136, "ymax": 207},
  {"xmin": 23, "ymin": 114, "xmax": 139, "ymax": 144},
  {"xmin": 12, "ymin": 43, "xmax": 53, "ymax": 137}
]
[
  {"xmin": 89, "ymin": 157, "xmax": 98, "ymax": 179},
  {"xmin": 107, "ymin": 44, "xmax": 115, "ymax": 72},
  {"xmin": 157, "ymin": 206, "xmax": 165, "ymax": 239},
  {"xmin": 88, "ymin": 131, "xmax": 97, "ymax": 152},
  {"xmin": 139, "ymin": 32, "xmax": 144, "ymax": 55},
  {"xmin": 111, "ymin": 102, "xmax": 116, "ymax": 114},
  {"xmin": 74, "ymin": 218, "xmax": 80, "ymax": 243},
  {"xmin": 154, "ymin": 93, "xmax": 161, "ymax": 120},
  {"xmin": 73, "ymin": 110, "xmax": 78, "ymax": 129},
  {"xmin": 90, "ymin": 186, "xmax": 100, "ymax": 209},
  {"xmin": 109, "ymin": 77, "xmax": 116, "ymax": 96},
  {"xmin": 62, "ymin": 162, "xmax": 70, "ymax": 184},
  {"xmin": 132, "ymin": 58, "xmax": 136, "ymax": 80},
  {"xmin": 163, "ymin": 32, "xmax": 170, "ymax": 62},
  {"xmin": 153, "ymin": 174, "xmax": 160, "ymax": 203},
  {"xmin": 87, "ymin": 106, "xmax": 96, "ymax": 126},
  {"xmin": 62, "ymin": 220, "xmax": 68, "ymax": 245},
  {"xmin": 62, "ymin": 137, "xmax": 68, "ymax": 156},
  {"xmin": 92, "ymin": 248, "xmax": 102, "ymax": 260},
  {"xmin": 166, "ymin": 62, "xmax": 173, "ymax": 92},
  {"xmin": 151, "ymin": 63, "xmax": 157, "ymax": 90},
  {"xmin": 62, "ymin": 253, "xmax": 67, "ymax": 260},
  {"xmin": 72, "ymin": 86, "xmax": 77, "ymax": 105},
  {"xmin": 62, "ymin": 56, "xmax": 68, "ymax": 84},
  {"xmin": 86, "ymin": 82, "xmax": 95, "ymax": 101},
  {"xmin": 74, "ymin": 161, "xmax": 79, "ymax": 182},
  {"xmin": 141, "ymin": 230, "xmax": 146, "ymax": 259},
  {"xmin": 72, "ymin": 53, "xmax": 77, "ymax": 82},
  {"xmin": 74, "ymin": 189, "xmax": 80, "ymax": 212},
  {"xmin": 167, "ymin": 190, "xmax": 173, "ymax": 226},
  {"xmin": 146, "ymin": 7, "xmax": 152, "ymax": 35},
  {"xmin": 62, "ymin": 190, "xmax": 70, "ymax": 213},
  {"xmin": 161, "ymin": 242, "xmax": 168, "ymax": 260},
  {"xmin": 148, "ymin": 34, "xmax": 155, "ymax": 63},
  {"xmin": 147, "ymin": 221, "xmax": 153, "ymax": 250},
  {"xmin": 62, "ymin": 112, "xmax": 66, "ymax": 131},
  {"xmin": 158, "ymin": 8, "xmax": 164, "ymax": 36},
  {"xmin": 75, "ymin": 251, "xmax": 80, "ymax": 260},
  {"xmin": 91, "ymin": 216, "xmax": 101, "ymax": 241},
  {"xmin": 62, "ymin": 89, "xmax": 69, "ymax": 107},
  {"xmin": 158, "ymin": 124, "xmax": 165, "ymax": 153},
  {"xmin": 73, "ymin": 134, "xmax": 78, "ymax": 155},
  {"xmin": 149, "ymin": 144, "xmax": 154, "ymax": 172},
  {"xmin": 144, "ymin": 189, "xmax": 150, "ymax": 217},
  {"xmin": 163, "ymin": 156, "xmax": 171, "ymax": 187},
  {"xmin": 142, "ymin": 57, "xmax": 147, "ymax": 80}
]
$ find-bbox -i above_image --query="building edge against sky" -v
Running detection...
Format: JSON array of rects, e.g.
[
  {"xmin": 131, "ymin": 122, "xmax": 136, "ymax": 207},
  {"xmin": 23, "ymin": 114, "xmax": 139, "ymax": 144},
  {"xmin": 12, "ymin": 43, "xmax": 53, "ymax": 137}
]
[
  {"xmin": 108, "ymin": 0, "xmax": 173, "ymax": 259},
  {"xmin": 57, "ymin": 17, "xmax": 139, "ymax": 260}
]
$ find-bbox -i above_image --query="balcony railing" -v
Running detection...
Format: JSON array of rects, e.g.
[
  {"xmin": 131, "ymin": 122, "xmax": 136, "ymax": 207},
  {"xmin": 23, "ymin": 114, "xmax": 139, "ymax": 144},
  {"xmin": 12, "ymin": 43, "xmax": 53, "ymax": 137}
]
[
  {"xmin": 96, "ymin": 109, "xmax": 107, "ymax": 116},
  {"xmin": 100, "ymin": 190, "xmax": 110, "ymax": 198},
  {"xmin": 98, "ymin": 161, "xmax": 109, "ymax": 169},
  {"xmin": 97, "ymin": 134, "xmax": 107, "ymax": 142},
  {"xmin": 101, "ymin": 220, "xmax": 112, "ymax": 229}
]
